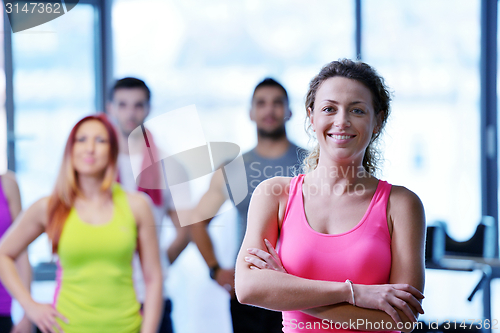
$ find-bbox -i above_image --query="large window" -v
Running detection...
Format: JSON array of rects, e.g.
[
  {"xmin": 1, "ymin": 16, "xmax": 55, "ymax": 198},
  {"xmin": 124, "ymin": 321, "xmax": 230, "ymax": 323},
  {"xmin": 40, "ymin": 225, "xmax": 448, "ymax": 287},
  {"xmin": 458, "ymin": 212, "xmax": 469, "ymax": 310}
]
[
  {"xmin": 363, "ymin": 0, "xmax": 485, "ymax": 322},
  {"xmin": 364, "ymin": 0, "xmax": 481, "ymax": 240},
  {"xmin": 11, "ymin": 4, "xmax": 100, "ymax": 264},
  {"xmin": 113, "ymin": 0, "xmax": 355, "ymax": 153}
]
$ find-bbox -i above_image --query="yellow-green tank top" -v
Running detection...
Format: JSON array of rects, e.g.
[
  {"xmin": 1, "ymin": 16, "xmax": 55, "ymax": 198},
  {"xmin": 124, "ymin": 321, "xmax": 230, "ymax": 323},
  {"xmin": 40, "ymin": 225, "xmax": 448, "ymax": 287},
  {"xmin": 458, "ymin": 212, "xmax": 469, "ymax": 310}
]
[{"xmin": 53, "ymin": 183, "xmax": 142, "ymax": 333}]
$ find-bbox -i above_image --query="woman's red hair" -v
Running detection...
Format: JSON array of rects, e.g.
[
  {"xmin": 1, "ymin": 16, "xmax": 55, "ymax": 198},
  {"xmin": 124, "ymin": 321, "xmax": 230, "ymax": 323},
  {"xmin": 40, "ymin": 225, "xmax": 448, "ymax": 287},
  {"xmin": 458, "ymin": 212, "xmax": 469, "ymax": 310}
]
[{"xmin": 46, "ymin": 114, "xmax": 119, "ymax": 253}]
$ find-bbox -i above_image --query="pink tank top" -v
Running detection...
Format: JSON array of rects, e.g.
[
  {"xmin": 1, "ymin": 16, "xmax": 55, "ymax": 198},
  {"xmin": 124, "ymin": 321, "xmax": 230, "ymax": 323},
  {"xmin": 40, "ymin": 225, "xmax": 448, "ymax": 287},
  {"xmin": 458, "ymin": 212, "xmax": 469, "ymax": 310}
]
[{"xmin": 278, "ymin": 174, "xmax": 395, "ymax": 333}]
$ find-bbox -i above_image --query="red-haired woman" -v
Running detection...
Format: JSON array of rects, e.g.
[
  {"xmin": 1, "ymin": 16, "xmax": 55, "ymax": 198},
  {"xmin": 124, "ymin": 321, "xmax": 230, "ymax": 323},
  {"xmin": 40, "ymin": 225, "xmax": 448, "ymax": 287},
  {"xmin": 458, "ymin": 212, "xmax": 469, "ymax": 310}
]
[{"xmin": 0, "ymin": 114, "xmax": 163, "ymax": 333}]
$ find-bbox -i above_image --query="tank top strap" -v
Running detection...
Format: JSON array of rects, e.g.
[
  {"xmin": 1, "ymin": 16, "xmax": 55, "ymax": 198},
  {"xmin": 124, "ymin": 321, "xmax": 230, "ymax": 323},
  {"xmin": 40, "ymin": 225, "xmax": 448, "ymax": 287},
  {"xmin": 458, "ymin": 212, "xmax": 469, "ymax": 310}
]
[
  {"xmin": 377, "ymin": 180, "xmax": 392, "ymax": 199},
  {"xmin": 282, "ymin": 174, "xmax": 304, "ymax": 226},
  {"xmin": 288, "ymin": 174, "xmax": 304, "ymax": 196},
  {"xmin": 111, "ymin": 183, "xmax": 136, "ymax": 228},
  {"xmin": 369, "ymin": 180, "xmax": 392, "ymax": 228}
]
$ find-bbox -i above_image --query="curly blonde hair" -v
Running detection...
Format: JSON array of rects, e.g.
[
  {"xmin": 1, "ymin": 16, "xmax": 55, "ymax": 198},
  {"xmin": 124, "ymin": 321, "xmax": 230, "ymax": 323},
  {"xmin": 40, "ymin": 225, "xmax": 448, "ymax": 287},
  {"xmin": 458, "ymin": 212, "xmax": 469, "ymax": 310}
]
[{"xmin": 303, "ymin": 59, "xmax": 391, "ymax": 174}]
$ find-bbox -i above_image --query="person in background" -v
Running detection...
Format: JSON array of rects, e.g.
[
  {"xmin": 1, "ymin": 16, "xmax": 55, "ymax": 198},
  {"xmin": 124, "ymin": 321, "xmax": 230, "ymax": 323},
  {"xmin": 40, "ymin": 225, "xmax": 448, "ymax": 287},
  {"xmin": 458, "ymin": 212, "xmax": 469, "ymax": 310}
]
[
  {"xmin": 0, "ymin": 114, "xmax": 162, "ymax": 333},
  {"xmin": 107, "ymin": 77, "xmax": 191, "ymax": 333},
  {"xmin": 235, "ymin": 59, "xmax": 425, "ymax": 333},
  {"xmin": 0, "ymin": 172, "xmax": 32, "ymax": 333},
  {"xmin": 190, "ymin": 78, "xmax": 305, "ymax": 333}
]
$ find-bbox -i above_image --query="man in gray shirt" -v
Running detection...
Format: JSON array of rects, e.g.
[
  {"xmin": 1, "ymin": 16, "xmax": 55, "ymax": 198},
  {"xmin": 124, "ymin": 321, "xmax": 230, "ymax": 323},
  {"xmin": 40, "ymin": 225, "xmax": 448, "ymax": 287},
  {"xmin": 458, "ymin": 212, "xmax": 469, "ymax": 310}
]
[{"xmin": 190, "ymin": 78, "xmax": 305, "ymax": 333}]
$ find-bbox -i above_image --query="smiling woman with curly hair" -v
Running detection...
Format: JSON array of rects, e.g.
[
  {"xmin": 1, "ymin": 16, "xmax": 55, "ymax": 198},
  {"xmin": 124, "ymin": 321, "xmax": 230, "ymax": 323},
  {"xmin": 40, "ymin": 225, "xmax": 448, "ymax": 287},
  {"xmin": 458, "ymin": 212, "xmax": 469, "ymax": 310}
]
[{"xmin": 235, "ymin": 59, "xmax": 426, "ymax": 333}]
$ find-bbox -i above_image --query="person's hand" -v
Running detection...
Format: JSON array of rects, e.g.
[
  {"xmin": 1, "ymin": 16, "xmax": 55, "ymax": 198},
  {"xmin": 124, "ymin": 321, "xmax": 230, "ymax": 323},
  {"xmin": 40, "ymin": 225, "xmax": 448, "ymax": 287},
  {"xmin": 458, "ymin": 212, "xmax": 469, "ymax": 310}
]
[
  {"xmin": 215, "ymin": 268, "xmax": 236, "ymax": 299},
  {"xmin": 245, "ymin": 239, "xmax": 287, "ymax": 273},
  {"xmin": 247, "ymin": 239, "xmax": 424, "ymax": 324},
  {"xmin": 353, "ymin": 283, "xmax": 424, "ymax": 324},
  {"xmin": 10, "ymin": 314, "xmax": 33, "ymax": 333},
  {"xmin": 24, "ymin": 301, "xmax": 68, "ymax": 333}
]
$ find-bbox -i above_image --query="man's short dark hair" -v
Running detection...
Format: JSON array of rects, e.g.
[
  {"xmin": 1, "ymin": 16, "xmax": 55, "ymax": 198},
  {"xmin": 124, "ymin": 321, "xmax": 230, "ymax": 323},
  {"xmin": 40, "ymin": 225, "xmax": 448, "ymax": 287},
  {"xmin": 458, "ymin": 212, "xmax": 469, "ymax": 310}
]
[
  {"xmin": 252, "ymin": 78, "xmax": 288, "ymax": 103},
  {"xmin": 109, "ymin": 77, "xmax": 151, "ymax": 103}
]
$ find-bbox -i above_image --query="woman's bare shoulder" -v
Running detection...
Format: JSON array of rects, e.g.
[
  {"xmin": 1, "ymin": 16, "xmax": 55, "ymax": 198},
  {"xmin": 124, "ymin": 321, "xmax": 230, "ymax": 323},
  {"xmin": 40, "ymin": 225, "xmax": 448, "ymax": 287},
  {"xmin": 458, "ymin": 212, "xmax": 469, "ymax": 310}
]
[
  {"xmin": 251, "ymin": 177, "xmax": 294, "ymax": 225},
  {"xmin": 125, "ymin": 191, "xmax": 152, "ymax": 214},
  {"xmin": 254, "ymin": 176, "xmax": 293, "ymax": 200},
  {"xmin": 24, "ymin": 196, "xmax": 50, "ymax": 227},
  {"xmin": 1, "ymin": 171, "xmax": 18, "ymax": 188},
  {"xmin": 389, "ymin": 185, "xmax": 423, "ymax": 207},
  {"xmin": 388, "ymin": 185, "xmax": 425, "ymax": 227},
  {"xmin": 31, "ymin": 196, "xmax": 50, "ymax": 212},
  {"xmin": 1, "ymin": 172, "xmax": 20, "ymax": 203}
]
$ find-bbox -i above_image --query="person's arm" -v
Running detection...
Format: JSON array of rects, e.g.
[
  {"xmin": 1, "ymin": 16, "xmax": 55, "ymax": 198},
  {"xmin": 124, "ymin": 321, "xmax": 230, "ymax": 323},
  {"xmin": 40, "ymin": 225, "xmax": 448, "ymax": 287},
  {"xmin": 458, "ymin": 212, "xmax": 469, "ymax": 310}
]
[
  {"xmin": 166, "ymin": 209, "xmax": 190, "ymax": 264},
  {"xmin": 235, "ymin": 177, "xmax": 356, "ymax": 309},
  {"xmin": 12, "ymin": 250, "xmax": 32, "ymax": 333},
  {"xmin": 3, "ymin": 175, "xmax": 32, "ymax": 293},
  {"xmin": 235, "ymin": 179, "xmax": 423, "ymax": 327},
  {"xmin": 2, "ymin": 173, "xmax": 34, "ymax": 333},
  {"xmin": 130, "ymin": 192, "xmax": 163, "ymax": 333},
  {"xmin": 189, "ymin": 170, "xmax": 227, "ymax": 268},
  {"xmin": 189, "ymin": 170, "xmax": 235, "ymax": 294},
  {"xmin": 0, "ymin": 198, "xmax": 67, "ymax": 333},
  {"xmin": 164, "ymin": 156, "xmax": 192, "ymax": 264}
]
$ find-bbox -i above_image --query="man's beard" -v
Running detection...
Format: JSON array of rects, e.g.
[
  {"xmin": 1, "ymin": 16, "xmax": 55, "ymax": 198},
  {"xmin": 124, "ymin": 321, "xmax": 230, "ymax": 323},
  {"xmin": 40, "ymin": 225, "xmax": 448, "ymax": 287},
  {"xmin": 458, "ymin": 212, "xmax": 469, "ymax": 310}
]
[{"xmin": 257, "ymin": 125, "xmax": 286, "ymax": 140}]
